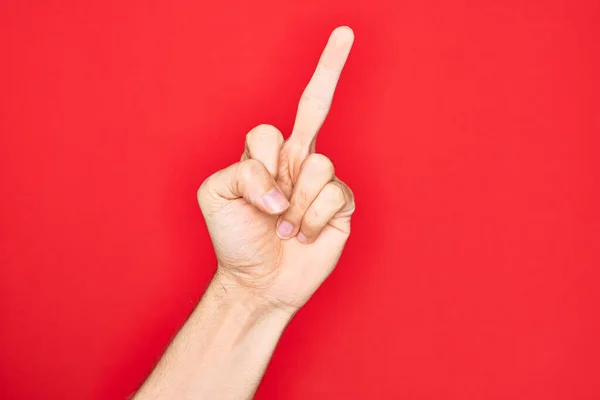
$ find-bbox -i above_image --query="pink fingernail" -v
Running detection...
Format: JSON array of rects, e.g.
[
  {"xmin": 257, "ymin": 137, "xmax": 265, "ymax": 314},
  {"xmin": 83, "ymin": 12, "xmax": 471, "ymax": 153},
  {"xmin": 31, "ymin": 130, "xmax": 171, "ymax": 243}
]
[
  {"xmin": 297, "ymin": 232, "xmax": 308, "ymax": 244},
  {"xmin": 277, "ymin": 221, "xmax": 294, "ymax": 239},
  {"xmin": 262, "ymin": 189, "xmax": 289, "ymax": 213}
]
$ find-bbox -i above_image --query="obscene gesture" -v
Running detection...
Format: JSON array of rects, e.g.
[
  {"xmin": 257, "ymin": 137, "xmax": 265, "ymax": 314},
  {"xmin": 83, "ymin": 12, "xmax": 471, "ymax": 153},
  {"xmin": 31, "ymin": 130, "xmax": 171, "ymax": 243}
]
[{"xmin": 198, "ymin": 27, "xmax": 356, "ymax": 313}]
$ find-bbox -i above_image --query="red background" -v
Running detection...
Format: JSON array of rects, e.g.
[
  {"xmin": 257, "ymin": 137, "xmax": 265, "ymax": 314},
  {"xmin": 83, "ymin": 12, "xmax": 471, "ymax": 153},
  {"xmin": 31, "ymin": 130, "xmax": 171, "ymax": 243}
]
[{"xmin": 1, "ymin": 0, "xmax": 599, "ymax": 399}]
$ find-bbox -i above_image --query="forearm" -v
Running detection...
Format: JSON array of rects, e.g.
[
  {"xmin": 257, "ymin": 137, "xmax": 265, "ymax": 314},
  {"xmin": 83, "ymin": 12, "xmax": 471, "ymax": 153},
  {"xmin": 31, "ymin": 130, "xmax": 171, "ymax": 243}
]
[{"xmin": 134, "ymin": 272, "xmax": 293, "ymax": 400}]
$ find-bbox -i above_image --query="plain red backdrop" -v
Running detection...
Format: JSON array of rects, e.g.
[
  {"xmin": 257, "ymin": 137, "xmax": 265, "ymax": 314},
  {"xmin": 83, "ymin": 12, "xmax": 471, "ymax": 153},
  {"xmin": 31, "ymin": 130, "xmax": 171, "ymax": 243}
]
[{"xmin": 1, "ymin": 0, "xmax": 599, "ymax": 398}]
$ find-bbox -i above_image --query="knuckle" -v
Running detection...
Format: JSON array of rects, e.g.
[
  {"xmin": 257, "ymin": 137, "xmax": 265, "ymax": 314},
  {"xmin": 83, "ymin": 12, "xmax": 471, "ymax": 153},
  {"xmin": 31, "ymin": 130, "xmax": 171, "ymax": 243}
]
[
  {"xmin": 327, "ymin": 182, "xmax": 346, "ymax": 206},
  {"xmin": 339, "ymin": 181, "xmax": 356, "ymax": 210},
  {"xmin": 300, "ymin": 92, "xmax": 331, "ymax": 113},
  {"xmin": 247, "ymin": 124, "xmax": 283, "ymax": 143},
  {"xmin": 244, "ymin": 130, "xmax": 258, "ymax": 147},
  {"xmin": 197, "ymin": 180, "xmax": 207, "ymax": 200},
  {"xmin": 321, "ymin": 61, "xmax": 343, "ymax": 75},
  {"xmin": 346, "ymin": 186, "xmax": 355, "ymax": 209},
  {"xmin": 306, "ymin": 153, "xmax": 334, "ymax": 176},
  {"xmin": 197, "ymin": 176, "xmax": 214, "ymax": 207}
]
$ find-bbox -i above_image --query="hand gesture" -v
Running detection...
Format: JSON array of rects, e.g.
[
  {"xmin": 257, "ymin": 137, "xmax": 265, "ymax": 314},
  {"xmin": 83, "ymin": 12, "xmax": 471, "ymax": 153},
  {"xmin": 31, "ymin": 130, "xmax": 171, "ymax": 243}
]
[{"xmin": 198, "ymin": 27, "xmax": 356, "ymax": 313}]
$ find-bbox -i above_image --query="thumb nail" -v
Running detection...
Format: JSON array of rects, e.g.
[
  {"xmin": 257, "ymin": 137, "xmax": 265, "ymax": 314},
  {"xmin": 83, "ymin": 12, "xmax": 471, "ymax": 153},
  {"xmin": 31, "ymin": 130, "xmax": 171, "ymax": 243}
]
[{"xmin": 261, "ymin": 188, "xmax": 289, "ymax": 213}]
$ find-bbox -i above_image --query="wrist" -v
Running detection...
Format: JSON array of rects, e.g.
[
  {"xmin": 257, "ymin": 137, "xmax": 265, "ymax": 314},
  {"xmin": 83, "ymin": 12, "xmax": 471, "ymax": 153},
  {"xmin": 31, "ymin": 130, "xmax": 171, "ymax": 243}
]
[{"xmin": 209, "ymin": 269, "xmax": 296, "ymax": 323}]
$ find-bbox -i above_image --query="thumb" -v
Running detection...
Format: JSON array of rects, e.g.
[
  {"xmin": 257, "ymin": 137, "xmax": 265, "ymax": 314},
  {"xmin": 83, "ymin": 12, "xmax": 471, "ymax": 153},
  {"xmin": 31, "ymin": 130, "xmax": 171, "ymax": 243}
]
[{"xmin": 198, "ymin": 159, "xmax": 290, "ymax": 215}]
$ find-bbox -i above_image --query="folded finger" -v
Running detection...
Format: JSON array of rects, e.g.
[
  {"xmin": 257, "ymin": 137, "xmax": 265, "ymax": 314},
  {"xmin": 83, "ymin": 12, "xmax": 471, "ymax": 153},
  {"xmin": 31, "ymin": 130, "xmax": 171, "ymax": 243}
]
[
  {"xmin": 198, "ymin": 159, "xmax": 289, "ymax": 216},
  {"xmin": 276, "ymin": 153, "xmax": 334, "ymax": 239},
  {"xmin": 240, "ymin": 124, "xmax": 284, "ymax": 179},
  {"xmin": 297, "ymin": 179, "xmax": 355, "ymax": 243}
]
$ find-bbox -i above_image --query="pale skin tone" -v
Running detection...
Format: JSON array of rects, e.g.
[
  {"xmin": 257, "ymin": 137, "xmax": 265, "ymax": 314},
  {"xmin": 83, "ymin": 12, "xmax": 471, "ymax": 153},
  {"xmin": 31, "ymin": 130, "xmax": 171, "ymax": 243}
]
[{"xmin": 133, "ymin": 26, "xmax": 356, "ymax": 400}]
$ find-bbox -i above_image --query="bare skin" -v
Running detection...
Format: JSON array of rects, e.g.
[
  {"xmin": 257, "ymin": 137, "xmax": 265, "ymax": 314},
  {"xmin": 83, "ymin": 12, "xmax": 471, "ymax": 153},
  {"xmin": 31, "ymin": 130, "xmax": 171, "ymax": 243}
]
[{"xmin": 134, "ymin": 26, "xmax": 355, "ymax": 400}]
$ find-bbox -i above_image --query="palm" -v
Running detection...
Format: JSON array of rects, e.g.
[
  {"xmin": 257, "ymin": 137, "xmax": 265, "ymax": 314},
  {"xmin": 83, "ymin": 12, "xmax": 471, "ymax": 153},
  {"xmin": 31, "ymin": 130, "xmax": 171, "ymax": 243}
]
[{"xmin": 205, "ymin": 172, "xmax": 351, "ymax": 309}]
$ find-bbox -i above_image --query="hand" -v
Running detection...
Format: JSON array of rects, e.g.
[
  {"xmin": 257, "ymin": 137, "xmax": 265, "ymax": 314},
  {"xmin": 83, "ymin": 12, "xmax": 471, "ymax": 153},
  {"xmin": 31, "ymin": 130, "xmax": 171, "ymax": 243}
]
[{"xmin": 197, "ymin": 26, "xmax": 356, "ymax": 314}]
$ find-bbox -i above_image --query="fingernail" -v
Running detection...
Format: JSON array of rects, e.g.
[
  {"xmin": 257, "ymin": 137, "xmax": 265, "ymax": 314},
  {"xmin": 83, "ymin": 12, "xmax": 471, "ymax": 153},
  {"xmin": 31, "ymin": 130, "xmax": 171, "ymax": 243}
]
[
  {"xmin": 297, "ymin": 232, "xmax": 308, "ymax": 244},
  {"xmin": 277, "ymin": 221, "xmax": 294, "ymax": 239},
  {"xmin": 262, "ymin": 189, "xmax": 289, "ymax": 213}
]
